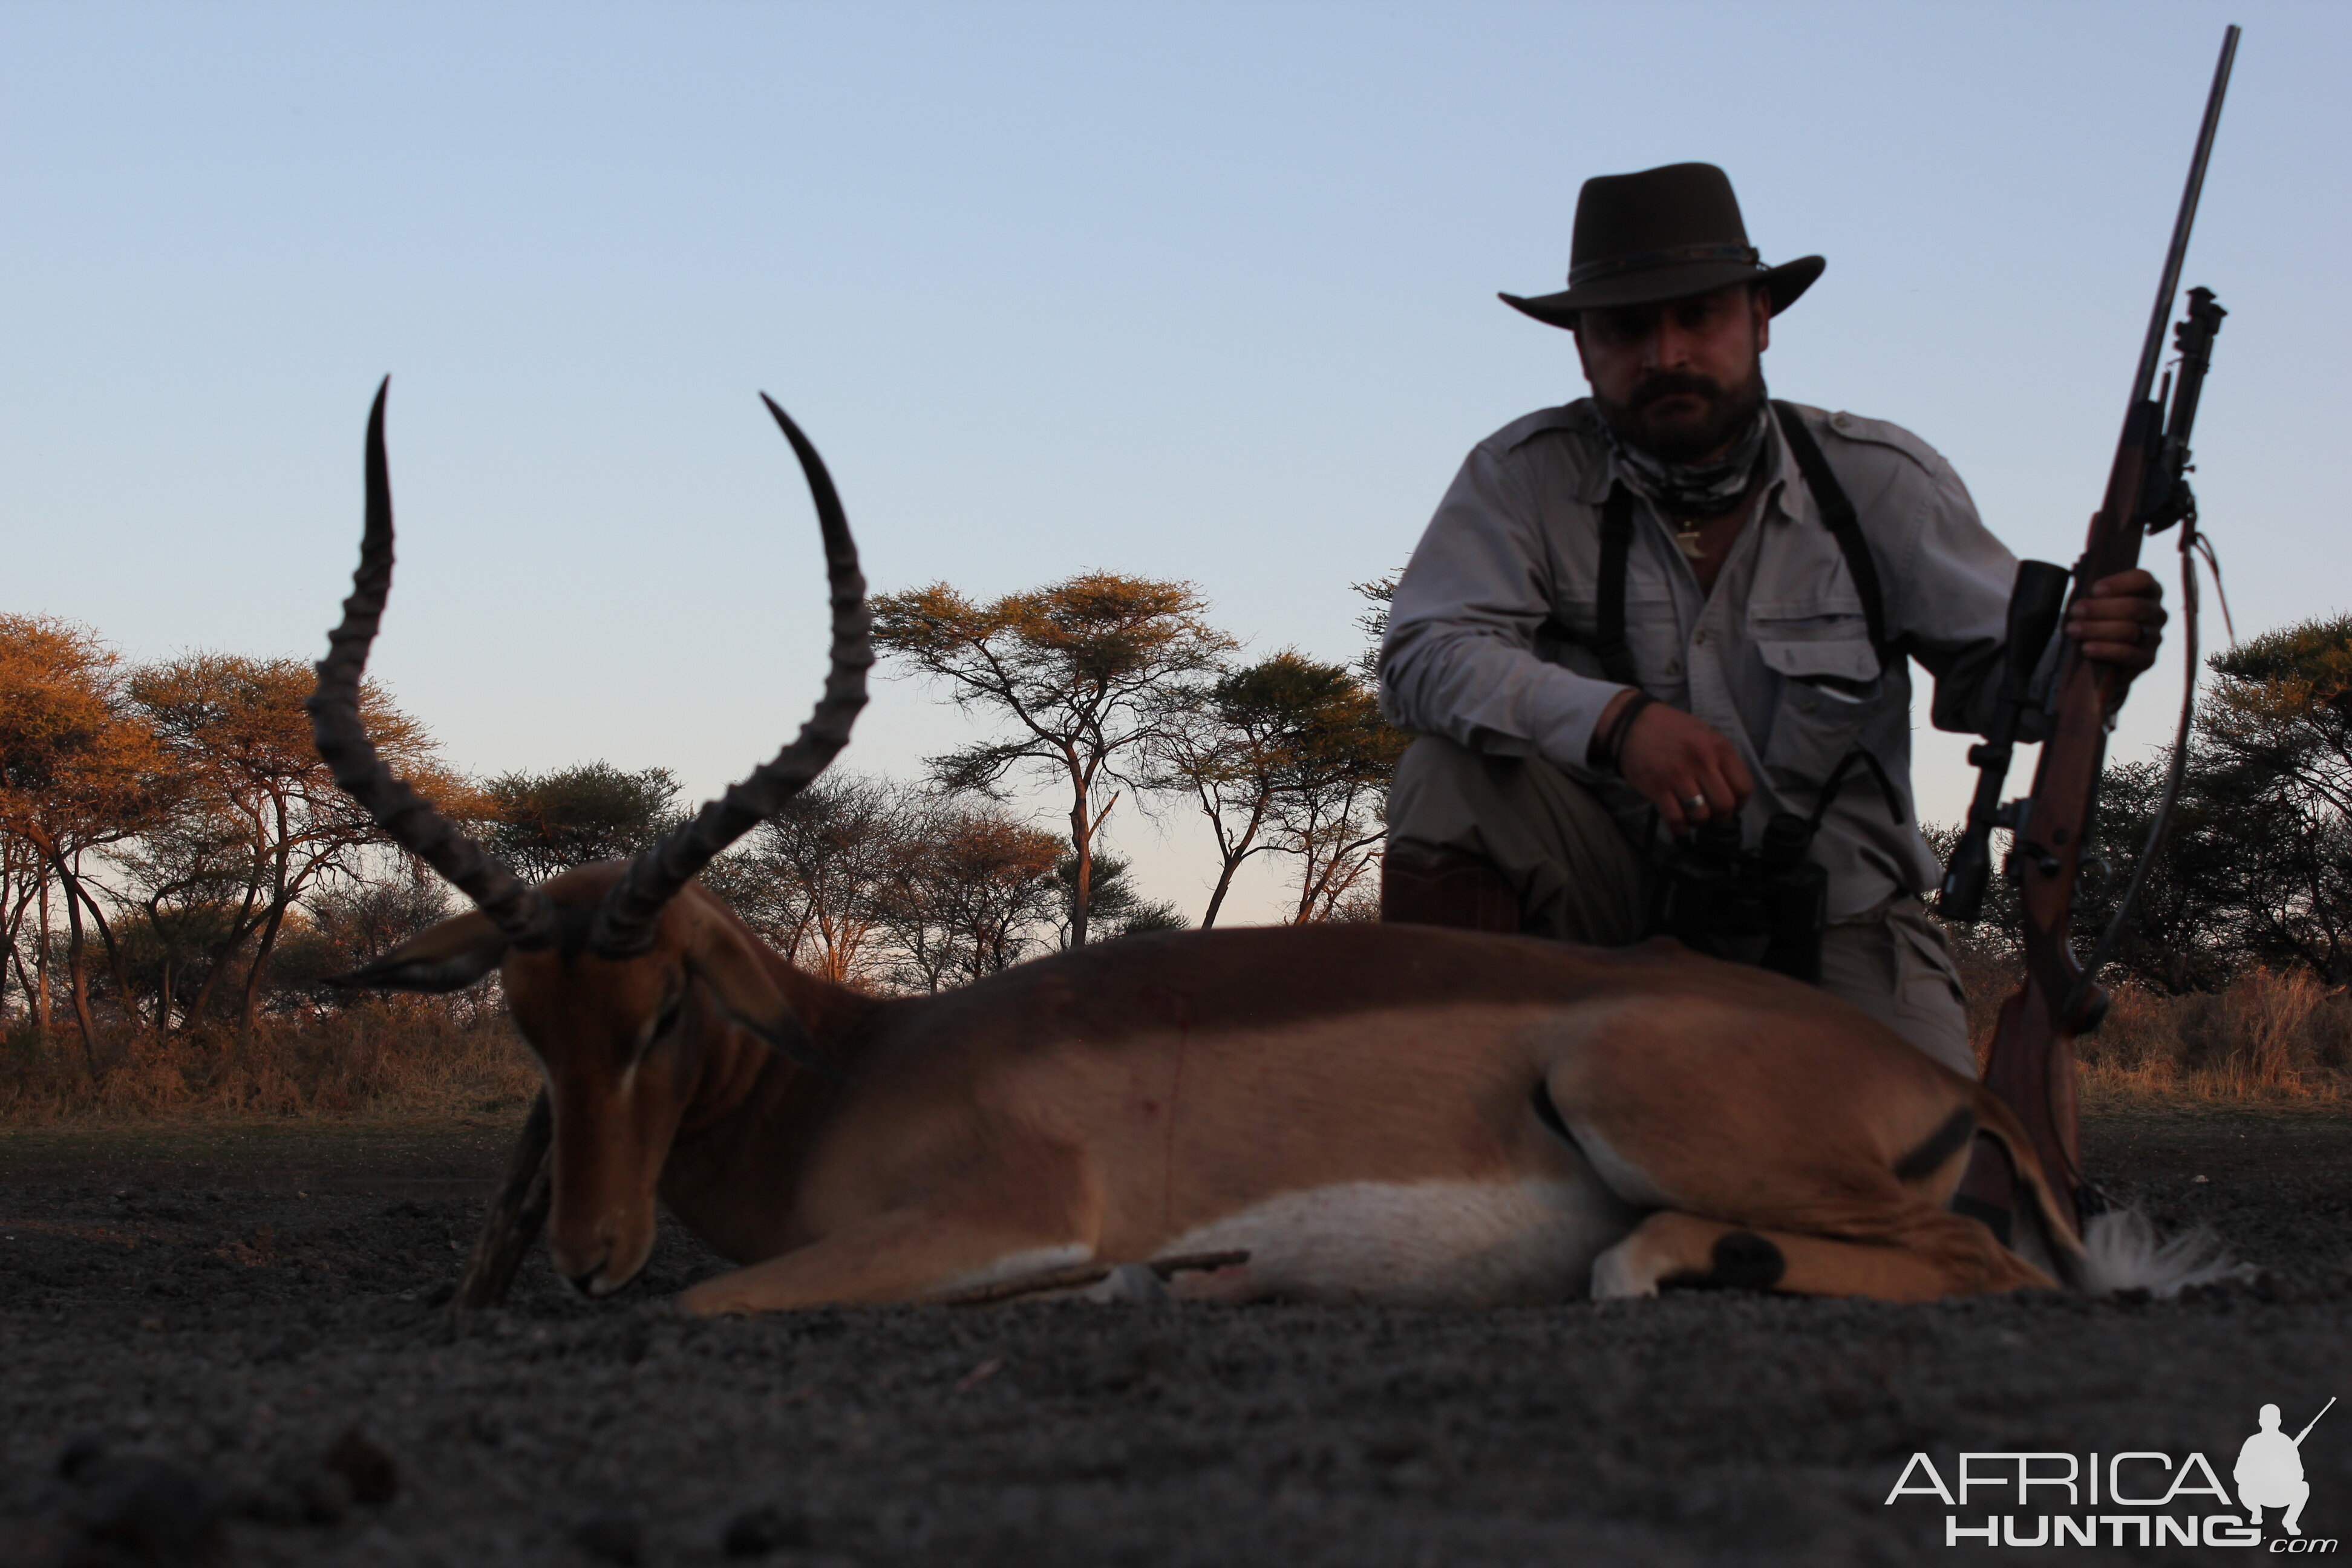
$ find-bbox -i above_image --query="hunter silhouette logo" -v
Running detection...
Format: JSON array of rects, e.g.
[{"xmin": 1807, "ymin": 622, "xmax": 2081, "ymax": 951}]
[
  {"xmin": 2239, "ymin": 1399, "xmax": 2331, "ymax": 1538},
  {"xmin": 1885, "ymin": 1395, "xmax": 2337, "ymax": 1550}
]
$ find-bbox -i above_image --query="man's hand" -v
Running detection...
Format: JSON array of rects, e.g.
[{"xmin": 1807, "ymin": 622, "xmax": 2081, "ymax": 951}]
[
  {"xmin": 2066, "ymin": 569, "xmax": 2166, "ymax": 681},
  {"xmin": 1598, "ymin": 690, "xmax": 1753, "ymax": 834}
]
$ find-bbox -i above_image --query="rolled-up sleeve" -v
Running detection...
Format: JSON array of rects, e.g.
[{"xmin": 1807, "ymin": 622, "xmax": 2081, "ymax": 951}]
[
  {"xmin": 1377, "ymin": 442, "xmax": 1628, "ymax": 772},
  {"xmin": 1891, "ymin": 449, "xmax": 2025, "ymax": 737}
]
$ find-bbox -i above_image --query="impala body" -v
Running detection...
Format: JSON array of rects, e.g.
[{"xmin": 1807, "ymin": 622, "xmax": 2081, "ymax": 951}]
[
  {"xmin": 365, "ymin": 868, "xmax": 2076, "ymax": 1313},
  {"xmin": 316, "ymin": 383, "xmax": 2091, "ymax": 1317}
]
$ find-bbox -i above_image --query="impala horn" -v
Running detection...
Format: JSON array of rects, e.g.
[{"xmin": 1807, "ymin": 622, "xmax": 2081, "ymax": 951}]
[
  {"xmin": 306, "ymin": 382, "xmax": 871, "ymax": 958},
  {"xmin": 587, "ymin": 393, "xmax": 871, "ymax": 955},
  {"xmin": 307, "ymin": 379, "xmax": 558, "ymax": 950}
]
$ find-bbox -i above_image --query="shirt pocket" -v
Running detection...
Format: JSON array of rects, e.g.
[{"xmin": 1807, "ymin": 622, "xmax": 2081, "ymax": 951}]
[
  {"xmin": 1754, "ymin": 624, "xmax": 1884, "ymax": 792},
  {"xmin": 1537, "ymin": 594, "xmax": 1684, "ymax": 687}
]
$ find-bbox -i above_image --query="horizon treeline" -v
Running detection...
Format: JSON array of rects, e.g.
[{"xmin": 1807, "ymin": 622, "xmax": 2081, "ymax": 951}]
[
  {"xmin": 0, "ymin": 573, "xmax": 1405, "ymax": 1057},
  {"xmin": 6, "ymin": 586, "xmax": 2345, "ymax": 1069}
]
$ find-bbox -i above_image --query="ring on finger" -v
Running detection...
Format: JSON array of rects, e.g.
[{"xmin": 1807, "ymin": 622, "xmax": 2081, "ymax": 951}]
[{"xmin": 1679, "ymin": 794, "xmax": 1709, "ymax": 820}]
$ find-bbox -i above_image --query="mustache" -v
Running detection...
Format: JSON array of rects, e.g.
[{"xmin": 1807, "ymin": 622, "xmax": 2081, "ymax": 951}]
[{"xmin": 1630, "ymin": 371, "xmax": 1726, "ymax": 410}]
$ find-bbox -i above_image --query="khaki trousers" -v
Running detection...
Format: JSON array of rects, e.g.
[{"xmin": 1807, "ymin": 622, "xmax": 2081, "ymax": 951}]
[{"xmin": 1387, "ymin": 736, "xmax": 1975, "ymax": 1079}]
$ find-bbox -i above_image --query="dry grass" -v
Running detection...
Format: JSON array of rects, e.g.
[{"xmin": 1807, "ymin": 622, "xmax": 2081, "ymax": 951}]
[
  {"xmin": 6, "ymin": 964, "xmax": 2345, "ymax": 1126},
  {"xmin": 2079, "ymin": 970, "xmax": 2352, "ymax": 1101},
  {"xmin": 0, "ymin": 1002, "xmax": 540, "ymax": 1125},
  {"xmin": 1959, "ymin": 959, "xmax": 2352, "ymax": 1103}
]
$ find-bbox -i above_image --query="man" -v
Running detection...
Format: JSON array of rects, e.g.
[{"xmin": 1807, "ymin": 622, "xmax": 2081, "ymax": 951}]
[
  {"xmin": 1376, "ymin": 163, "xmax": 2164, "ymax": 1074},
  {"xmin": 2235, "ymin": 1402, "xmax": 2314, "ymax": 1537}
]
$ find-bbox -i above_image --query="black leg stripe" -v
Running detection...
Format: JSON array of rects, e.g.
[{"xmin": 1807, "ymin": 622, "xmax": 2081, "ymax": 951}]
[{"xmin": 1893, "ymin": 1106, "xmax": 1976, "ymax": 1184}]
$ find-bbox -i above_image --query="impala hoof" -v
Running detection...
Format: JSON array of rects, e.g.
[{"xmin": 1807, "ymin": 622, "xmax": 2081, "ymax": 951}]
[{"xmin": 1589, "ymin": 1241, "xmax": 1656, "ymax": 1299}]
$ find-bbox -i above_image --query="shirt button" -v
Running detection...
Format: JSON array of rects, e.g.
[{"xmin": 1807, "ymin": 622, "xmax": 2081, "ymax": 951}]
[
  {"xmin": 1832, "ymin": 413, "xmax": 1852, "ymax": 430},
  {"xmin": 1694, "ymin": 630, "xmax": 1711, "ymax": 645},
  {"xmin": 1665, "ymin": 660, "xmax": 1682, "ymax": 676}
]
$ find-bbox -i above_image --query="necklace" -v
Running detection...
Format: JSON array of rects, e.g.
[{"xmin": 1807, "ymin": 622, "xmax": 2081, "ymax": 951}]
[{"xmin": 1674, "ymin": 520, "xmax": 1708, "ymax": 561}]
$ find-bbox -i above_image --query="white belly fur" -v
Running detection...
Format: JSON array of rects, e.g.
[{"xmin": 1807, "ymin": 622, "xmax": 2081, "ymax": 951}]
[
  {"xmin": 1160, "ymin": 1175, "xmax": 1632, "ymax": 1308},
  {"xmin": 935, "ymin": 1242, "xmax": 1093, "ymax": 1295}
]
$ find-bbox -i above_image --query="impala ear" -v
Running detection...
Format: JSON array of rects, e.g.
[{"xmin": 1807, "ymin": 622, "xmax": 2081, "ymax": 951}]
[
  {"xmin": 334, "ymin": 910, "xmax": 508, "ymax": 993},
  {"xmin": 682, "ymin": 914, "xmax": 842, "ymax": 1079}
]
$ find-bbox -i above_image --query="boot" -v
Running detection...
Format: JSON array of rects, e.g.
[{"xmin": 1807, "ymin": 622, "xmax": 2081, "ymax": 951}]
[{"xmin": 1380, "ymin": 847, "xmax": 1521, "ymax": 935}]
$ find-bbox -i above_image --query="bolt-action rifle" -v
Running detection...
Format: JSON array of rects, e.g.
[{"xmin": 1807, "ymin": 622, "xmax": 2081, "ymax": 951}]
[{"xmin": 1939, "ymin": 27, "xmax": 2239, "ymax": 1236}]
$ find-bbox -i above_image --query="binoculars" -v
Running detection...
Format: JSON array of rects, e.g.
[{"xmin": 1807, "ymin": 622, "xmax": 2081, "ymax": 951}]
[{"xmin": 1650, "ymin": 812, "xmax": 1831, "ymax": 984}]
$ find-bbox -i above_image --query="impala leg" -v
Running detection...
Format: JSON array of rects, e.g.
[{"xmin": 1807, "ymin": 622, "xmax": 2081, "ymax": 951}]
[
  {"xmin": 451, "ymin": 1090, "xmax": 554, "ymax": 1311},
  {"xmin": 678, "ymin": 1208, "xmax": 1091, "ymax": 1316},
  {"xmin": 1591, "ymin": 1208, "xmax": 2054, "ymax": 1302},
  {"xmin": 1544, "ymin": 998, "xmax": 2061, "ymax": 1301}
]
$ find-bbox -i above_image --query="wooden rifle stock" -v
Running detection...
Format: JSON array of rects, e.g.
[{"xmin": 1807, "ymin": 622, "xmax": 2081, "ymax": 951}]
[{"xmin": 1973, "ymin": 28, "xmax": 2238, "ymax": 1234}]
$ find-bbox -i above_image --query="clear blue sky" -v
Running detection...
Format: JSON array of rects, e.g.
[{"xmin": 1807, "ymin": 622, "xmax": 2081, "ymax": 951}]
[{"xmin": 5, "ymin": 1, "xmax": 2342, "ymax": 924}]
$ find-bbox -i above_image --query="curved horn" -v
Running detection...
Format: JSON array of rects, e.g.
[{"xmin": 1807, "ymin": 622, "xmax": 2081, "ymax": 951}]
[
  {"xmin": 586, "ymin": 395, "xmax": 871, "ymax": 956},
  {"xmin": 305, "ymin": 379, "xmax": 559, "ymax": 949}
]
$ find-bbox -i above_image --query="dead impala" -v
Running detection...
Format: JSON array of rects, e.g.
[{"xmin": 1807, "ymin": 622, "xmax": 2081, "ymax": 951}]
[{"xmin": 309, "ymin": 384, "xmax": 2170, "ymax": 1315}]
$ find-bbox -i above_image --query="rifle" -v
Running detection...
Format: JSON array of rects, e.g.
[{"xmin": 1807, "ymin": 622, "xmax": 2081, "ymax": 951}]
[
  {"xmin": 2294, "ymin": 1398, "xmax": 2336, "ymax": 1448},
  {"xmin": 1941, "ymin": 27, "xmax": 2239, "ymax": 1236}
]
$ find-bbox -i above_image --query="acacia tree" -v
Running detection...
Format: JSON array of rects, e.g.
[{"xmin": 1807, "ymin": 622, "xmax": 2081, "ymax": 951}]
[
  {"xmin": 1353, "ymin": 569, "xmax": 1402, "ymax": 684},
  {"xmin": 481, "ymin": 762, "xmax": 682, "ymax": 881},
  {"xmin": 1259, "ymin": 665, "xmax": 1410, "ymax": 923},
  {"xmin": 1148, "ymin": 652, "xmax": 1406, "ymax": 926},
  {"xmin": 1145, "ymin": 651, "xmax": 1399, "ymax": 929},
  {"xmin": 2190, "ymin": 615, "xmax": 2352, "ymax": 981},
  {"xmin": 0, "ymin": 615, "xmax": 169, "ymax": 1057},
  {"xmin": 707, "ymin": 773, "xmax": 912, "ymax": 987},
  {"xmin": 0, "ymin": 831, "xmax": 38, "ymax": 1021},
  {"xmin": 126, "ymin": 653, "xmax": 462, "ymax": 1033},
  {"xmin": 873, "ymin": 797, "xmax": 1063, "ymax": 990},
  {"xmin": 1048, "ymin": 851, "xmax": 1187, "ymax": 945},
  {"xmin": 108, "ymin": 800, "xmax": 254, "ymax": 1040},
  {"xmin": 871, "ymin": 573, "xmax": 1233, "ymax": 947}
]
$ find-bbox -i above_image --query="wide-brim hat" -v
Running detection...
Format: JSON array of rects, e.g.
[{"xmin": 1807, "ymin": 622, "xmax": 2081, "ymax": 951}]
[{"xmin": 1501, "ymin": 162, "xmax": 1824, "ymax": 329}]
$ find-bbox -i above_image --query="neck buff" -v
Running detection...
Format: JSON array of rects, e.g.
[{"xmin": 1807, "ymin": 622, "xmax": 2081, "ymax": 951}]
[{"xmin": 1602, "ymin": 403, "xmax": 1772, "ymax": 517}]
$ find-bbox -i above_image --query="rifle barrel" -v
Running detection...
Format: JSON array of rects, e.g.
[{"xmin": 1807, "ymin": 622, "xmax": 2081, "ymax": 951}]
[
  {"xmin": 2128, "ymin": 25, "xmax": 2240, "ymax": 411},
  {"xmin": 2294, "ymin": 1395, "xmax": 2336, "ymax": 1446}
]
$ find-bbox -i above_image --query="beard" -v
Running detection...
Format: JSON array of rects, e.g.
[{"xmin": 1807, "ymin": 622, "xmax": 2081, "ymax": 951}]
[{"xmin": 1593, "ymin": 359, "xmax": 1769, "ymax": 465}]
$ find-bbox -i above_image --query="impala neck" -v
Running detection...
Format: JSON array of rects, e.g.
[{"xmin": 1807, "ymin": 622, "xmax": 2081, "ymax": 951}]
[{"xmin": 657, "ymin": 952, "xmax": 880, "ymax": 1262}]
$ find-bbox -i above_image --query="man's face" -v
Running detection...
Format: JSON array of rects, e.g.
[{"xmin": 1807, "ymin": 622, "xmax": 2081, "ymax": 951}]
[{"xmin": 1575, "ymin": 283, "xmax": 1771, "ymax": 464}]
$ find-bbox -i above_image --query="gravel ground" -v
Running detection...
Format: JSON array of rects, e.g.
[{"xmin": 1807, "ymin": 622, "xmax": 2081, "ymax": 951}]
[{"xmin": 2, "ymin": 1106, "xmax": 2347, "ymax": 1566}]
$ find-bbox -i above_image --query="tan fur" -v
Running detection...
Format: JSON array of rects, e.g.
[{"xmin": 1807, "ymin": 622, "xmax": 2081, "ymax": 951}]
[{"xmin": 365, "ymin": 875, "xmax": 2076, "ymax": 1312}]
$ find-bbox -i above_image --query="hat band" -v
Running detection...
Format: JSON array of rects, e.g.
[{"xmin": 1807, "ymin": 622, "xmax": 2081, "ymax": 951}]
[{"xmin": 1567, "ymin": 243, "xmax": 1762, "ymax": 287}]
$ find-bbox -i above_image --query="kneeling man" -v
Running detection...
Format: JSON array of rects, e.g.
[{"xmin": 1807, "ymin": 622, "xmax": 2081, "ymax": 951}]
[{"xmin": 1377, "ymin": 162, "xmax": 2165, "ymax": 1075}]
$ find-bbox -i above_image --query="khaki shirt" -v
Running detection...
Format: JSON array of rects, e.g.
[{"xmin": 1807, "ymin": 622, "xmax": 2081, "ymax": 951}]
[{"xmin": 1379, "ymin": 398, "xmax": 2018, "ymax": 920}]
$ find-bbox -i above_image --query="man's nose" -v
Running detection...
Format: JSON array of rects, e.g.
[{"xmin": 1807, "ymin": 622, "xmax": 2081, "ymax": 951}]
[{"xmin": 1648, "ymin": 321, "xmax": 1694, "ymax": 371}]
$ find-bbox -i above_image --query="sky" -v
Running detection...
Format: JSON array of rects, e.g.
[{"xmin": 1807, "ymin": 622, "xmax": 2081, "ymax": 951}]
[{"xmin": 4, "ymin": 0, "xmax": 2344, "ymax": 927}]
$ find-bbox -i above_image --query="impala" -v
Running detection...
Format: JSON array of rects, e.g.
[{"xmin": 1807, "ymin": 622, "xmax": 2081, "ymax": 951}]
[{"xmin": 311, "ymin": 384, "xmax": 2166, "ymax": 1315}]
